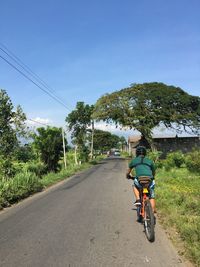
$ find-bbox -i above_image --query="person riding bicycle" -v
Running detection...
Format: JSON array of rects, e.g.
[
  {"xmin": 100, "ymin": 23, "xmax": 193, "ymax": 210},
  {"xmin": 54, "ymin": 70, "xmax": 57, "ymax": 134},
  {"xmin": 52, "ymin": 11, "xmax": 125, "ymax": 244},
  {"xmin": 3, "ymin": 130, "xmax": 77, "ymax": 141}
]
[{"xmin": 126, "ymin": 146, "xmax": 156, "ymax": 213}]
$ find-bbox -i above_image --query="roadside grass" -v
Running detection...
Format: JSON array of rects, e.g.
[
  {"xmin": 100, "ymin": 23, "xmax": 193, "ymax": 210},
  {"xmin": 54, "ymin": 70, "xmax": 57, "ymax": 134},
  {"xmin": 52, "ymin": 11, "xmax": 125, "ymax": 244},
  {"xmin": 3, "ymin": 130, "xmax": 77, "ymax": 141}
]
[
  {"xmin": 0, "ymin": 172, "xmax": 43, "ymax": 207},
  {"xmin": 156, "ymin": 167, "xmax": 200, "ymax": 266},
  {"xmin": 41, "ymin": 162, "xmax": 92, "ymax": 187},
  {"xmin": 0, "ymin": 156, "xmax": 105, "ymax": 209}
]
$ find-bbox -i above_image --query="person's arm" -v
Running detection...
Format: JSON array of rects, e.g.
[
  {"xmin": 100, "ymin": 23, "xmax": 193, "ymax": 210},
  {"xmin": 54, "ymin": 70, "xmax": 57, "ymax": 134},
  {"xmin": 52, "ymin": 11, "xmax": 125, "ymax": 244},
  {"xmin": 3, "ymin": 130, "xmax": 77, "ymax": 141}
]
[
  {"xmin": 151, "ymin": 162, "xmax": 156, "ymax": 177},
  {"xmin": 126, "ymin": 168, "xmax": 132, "ymax": 178},
  {"xmin": 126, "ymin": 159, "xmax": 135, "ymax": 178}
]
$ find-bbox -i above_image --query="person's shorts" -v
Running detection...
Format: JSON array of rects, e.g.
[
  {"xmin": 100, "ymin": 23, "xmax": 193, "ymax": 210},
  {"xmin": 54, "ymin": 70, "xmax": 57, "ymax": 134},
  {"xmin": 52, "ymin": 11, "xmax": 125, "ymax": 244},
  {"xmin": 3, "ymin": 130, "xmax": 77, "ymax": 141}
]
[{"xmin": 133, "ymin": 177, "xmax": 155, "ymax": 199}]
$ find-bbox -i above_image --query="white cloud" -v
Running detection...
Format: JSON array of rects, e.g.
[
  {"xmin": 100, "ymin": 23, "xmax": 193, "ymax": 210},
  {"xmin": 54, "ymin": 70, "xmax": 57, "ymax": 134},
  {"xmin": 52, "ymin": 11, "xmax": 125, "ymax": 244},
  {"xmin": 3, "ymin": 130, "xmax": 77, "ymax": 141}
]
[
  {"xmin": 94, "ymin": 122, "xmax": 119, "ymax": 131},
  {"xmin": 26, "ymin": 117, "xmax": 53, "ymax": 127},
  {"xmin": 92, "ymin": 121, "xmax": 139, "ymax": 140}
]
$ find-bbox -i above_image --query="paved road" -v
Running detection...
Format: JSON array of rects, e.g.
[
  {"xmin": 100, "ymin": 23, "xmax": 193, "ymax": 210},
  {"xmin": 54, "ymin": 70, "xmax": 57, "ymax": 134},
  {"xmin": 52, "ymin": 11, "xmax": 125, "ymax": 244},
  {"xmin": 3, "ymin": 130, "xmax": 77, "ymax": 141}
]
[{"xmin": 0, "ymin": 158, "xmax": 189, "ymax": 267}]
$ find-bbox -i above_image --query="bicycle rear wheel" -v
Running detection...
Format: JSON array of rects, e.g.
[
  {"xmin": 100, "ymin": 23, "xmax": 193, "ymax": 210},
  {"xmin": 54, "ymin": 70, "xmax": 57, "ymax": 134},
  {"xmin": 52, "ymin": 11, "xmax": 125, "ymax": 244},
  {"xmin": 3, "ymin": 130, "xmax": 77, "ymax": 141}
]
[{"xmin": 144, "ymin": 199, "xmax": 155, "ymax": 242}]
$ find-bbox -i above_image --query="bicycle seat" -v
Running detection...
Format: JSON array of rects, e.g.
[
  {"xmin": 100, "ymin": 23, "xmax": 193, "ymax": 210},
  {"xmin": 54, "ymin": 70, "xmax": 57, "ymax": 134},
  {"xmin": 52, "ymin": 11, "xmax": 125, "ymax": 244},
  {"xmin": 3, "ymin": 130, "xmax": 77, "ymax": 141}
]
[{"xmin": 138, "ymin": 176, "xmax": 151, "ymax": 185}]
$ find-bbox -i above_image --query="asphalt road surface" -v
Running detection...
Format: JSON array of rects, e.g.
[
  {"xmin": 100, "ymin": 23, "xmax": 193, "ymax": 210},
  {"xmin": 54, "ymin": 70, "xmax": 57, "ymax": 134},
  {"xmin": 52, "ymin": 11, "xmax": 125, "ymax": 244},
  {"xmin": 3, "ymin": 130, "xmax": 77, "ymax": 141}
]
[{"xmin": 0, "ymin": 158, "xmax": 190, "ymax": 267}]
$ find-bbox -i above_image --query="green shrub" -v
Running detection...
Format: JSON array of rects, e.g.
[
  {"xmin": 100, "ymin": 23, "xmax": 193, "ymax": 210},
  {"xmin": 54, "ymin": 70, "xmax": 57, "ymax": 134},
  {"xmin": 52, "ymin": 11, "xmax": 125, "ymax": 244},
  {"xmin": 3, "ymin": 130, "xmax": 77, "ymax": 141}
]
[
  {"xmin": 12, "ymin": 162, "xmax": 26, "ymax": 174},
  {"xmin": 78, "ymin": 146, "xmax": 90, "ymax": 163},
  {"xmin": 14, "ymin": 144, "xmax": 35, "ymax": 162},
  {"xmin": 67, "ymin": 150, "xmax": 75, "ymax": 162},
  {"xmin": 23, "ymin": 161, "xmax": 47, "ymax": 178},
  {"xmin": 0, "ymin": 157, "xmax": 16, "ymax": 179},
  {"xmin": 172, "ymin": 151, "xmax": 185, "ymax": 168},
  {"xmin": 155, "ymin": 160, "xmax": 164, "ymax": 169},
  {"xmin": 164, "ymin": 151, "xmax": 185, "ymax": 170},
  {"xmin": 147, "ymin": 150, "xmax": 164, "ymax": 169},
  {"xmin": 148, "ymin": 150, "xmax": 162, "ymax": 162},
  {"xmin": 162, "ymin": 155, "xmax": 174, "ymax": 170},
  {"xmin": 185, "ymin": 150, "xmax": 200, "ymax": 173},
  {"xmin": 0, "ymin": 171, "xmax": 42, "ymax": 206}
]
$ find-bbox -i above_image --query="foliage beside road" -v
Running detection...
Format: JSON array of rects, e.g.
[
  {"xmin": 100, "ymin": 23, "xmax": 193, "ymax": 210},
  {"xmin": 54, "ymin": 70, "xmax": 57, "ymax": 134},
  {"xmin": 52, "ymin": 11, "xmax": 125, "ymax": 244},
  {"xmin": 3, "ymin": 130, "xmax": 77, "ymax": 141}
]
[
  {"xmin": 0, "ymin": 171, "xmax": 42, "ymax": 207},
  {"xmin": 0, "ymin": 89, "xmax": 121, "ymax": 210},
  {"xmin": 0, "ymin": 154, "xmax": 105, "ymax": 209},
  {"xmin": 156, "ymin": 167, "xmax": 200, "ymax": 266}
]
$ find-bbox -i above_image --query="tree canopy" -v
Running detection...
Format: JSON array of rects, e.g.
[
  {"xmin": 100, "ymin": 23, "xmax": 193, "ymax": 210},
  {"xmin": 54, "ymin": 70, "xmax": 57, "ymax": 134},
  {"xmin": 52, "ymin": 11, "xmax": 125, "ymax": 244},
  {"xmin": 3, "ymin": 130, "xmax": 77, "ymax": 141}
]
[
  {"xmin": 92, "ymin": 82, "xmax": 200, "ymax": 143},
  {"xmin": 0, "ymin": 89, "xmax": 26, "ymax": 156},
  {"xmin": 32, "ymin": 127, "xmax": 65, "ymax": 172},
  {"xmin": 65, "ymin": 102, "xmax": 94, "ymax": 163},
  {"xmin": 93, "ymin": 129, "xmax": 123, "ymax": 152},
  {"xmin": 0, "ymin": 89, "xmax": 27, "ymax": 177},
  {"xmin": 66, "ymin": 102, "xmax": 94, "ymax": 146}
]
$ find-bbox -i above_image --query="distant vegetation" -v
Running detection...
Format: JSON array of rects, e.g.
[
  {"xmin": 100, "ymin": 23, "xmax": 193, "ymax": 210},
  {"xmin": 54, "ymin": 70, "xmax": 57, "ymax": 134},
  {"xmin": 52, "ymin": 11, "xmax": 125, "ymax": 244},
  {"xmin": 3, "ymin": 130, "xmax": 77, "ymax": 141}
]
[
  {"xmin": 0, "ymin": 151, "xmax": 105, "ymax": 208},
  {"xmin": 65, "ymin": 101, "xmax": 126, "ymax": 163},
  {"xmin": 0, "ymin": 89, "xmax": 124, "ymax": 208}
]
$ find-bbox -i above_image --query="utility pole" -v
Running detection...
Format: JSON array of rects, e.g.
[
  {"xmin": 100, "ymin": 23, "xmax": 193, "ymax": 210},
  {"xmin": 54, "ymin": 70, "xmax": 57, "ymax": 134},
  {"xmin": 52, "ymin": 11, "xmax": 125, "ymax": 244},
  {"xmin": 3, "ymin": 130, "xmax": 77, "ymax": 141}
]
[
  {"xmin": 74, "ymin": 145, "xmax": 78, "ymax": 165},
  {"xmin": 90, "ymin": 120, "xmax": 94, "ymax": 159},
  {"xmin": 62, "ymin": 128, "xmax": 67, "ymax": 169}
]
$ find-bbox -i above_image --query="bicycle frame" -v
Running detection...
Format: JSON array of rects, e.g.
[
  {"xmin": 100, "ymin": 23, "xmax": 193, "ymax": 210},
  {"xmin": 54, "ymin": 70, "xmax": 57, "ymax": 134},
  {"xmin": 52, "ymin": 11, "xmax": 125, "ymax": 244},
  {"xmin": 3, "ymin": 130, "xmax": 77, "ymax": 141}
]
[
  {"xmin": 137, "ymin": 176, "xmax": 155, "ymax": 242},
  {"xmin": 138, "ymin": 186, "xmax": 149, "ymax": 219}
]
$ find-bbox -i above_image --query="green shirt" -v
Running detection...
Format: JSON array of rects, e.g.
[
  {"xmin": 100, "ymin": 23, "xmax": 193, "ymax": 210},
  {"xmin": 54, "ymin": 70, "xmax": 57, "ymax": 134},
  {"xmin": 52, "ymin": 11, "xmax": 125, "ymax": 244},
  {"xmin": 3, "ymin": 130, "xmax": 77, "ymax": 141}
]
[{"xmin": 129, "ymin": 155, "xmax": 155, "ymax": 178}]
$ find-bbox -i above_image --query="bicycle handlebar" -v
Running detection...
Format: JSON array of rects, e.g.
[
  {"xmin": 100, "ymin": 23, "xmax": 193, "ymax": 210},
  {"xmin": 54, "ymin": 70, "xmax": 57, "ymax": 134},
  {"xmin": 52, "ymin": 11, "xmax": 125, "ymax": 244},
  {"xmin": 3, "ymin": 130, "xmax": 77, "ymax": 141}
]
[{"xmin": 126, "ymin": 174, "xmax": 135, "ymax": 180}]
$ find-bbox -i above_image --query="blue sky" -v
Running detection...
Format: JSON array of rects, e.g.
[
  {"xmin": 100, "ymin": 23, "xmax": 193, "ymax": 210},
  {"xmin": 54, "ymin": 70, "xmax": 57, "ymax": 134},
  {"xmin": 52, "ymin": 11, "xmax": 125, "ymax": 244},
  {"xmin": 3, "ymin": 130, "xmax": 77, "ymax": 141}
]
[{"xmin": 0, "ymin": 0, "xmax": 200, "ymax": 136}]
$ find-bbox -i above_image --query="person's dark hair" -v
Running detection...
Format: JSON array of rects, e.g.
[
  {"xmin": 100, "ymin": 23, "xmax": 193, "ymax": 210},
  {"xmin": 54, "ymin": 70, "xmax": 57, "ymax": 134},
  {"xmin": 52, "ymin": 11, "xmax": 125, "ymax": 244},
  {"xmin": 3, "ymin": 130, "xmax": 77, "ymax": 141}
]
[{"xmin": 136, "ymin": 146, "xmax": 146, "ymax": 156}]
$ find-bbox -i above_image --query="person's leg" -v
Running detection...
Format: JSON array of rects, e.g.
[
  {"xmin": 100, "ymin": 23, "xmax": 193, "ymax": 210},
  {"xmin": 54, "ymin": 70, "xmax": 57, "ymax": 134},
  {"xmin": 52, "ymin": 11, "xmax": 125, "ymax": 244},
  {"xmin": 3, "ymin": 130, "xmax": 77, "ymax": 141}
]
[
  {"xmin": 150, "ymin": 198, "xmax": 156, "ymax": 225},
  {"xmin": 150, "ymin": 181, "xmax": 156, "ymax": 213},
  {"xmin": 132, "ymin": 179, "xmax": 141, "ymax": 205},
  {"xmin": 133, "ymin": 186, "xmax": 140, "ymax": 200},
  {"xmin": 150, "ymin": 198, "xmax": 155, "ymax": 213}
]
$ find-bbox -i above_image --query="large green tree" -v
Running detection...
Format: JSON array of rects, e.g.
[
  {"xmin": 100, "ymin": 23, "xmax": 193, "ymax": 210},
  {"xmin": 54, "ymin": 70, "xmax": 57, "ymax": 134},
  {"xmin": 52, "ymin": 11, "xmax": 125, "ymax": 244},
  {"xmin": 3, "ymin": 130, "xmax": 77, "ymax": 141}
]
[
  {"xmin": 93, "ymin": 129, "xmax": 122, "ymax": 152},
  {"xmin": 0, "ymin": 89, "xmax": 26, "ymax": 177},
  {"xmin": 66, "ymin": 102, "xmax": 94, "ymax": 162},
  {"xmin": 32, "ymin": 127, "xmax": 65, "ymax": 172},
  {"xmin": 93, "ymin": 82, "xmax": 200, "ymax": 144}
]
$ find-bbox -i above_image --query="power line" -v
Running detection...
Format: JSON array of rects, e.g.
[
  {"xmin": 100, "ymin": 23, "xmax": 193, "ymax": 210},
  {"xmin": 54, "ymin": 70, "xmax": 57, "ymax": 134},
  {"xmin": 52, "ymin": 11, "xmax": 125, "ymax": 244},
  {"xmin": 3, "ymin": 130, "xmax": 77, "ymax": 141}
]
[
  {"xmin": 0, "ymin": 43, "xmax": 72, "ymax": 111},
  {"xmin": 27, "ymin": 118, "xmax": 51, "ymax": 127},
  {"xmin": 26, "ymin": 118, "xmax": 67, "ymax": 142},
  {"xmin": 0, "ymin": 54, "xmax": 72, "ymax": 111},
  {"xmin": 0, "ymin": 43, "xmax": 73, "ymax": 110},
  {"xmin": 27, "ymin": 118, "xmax": 67, "ymax": 130}
]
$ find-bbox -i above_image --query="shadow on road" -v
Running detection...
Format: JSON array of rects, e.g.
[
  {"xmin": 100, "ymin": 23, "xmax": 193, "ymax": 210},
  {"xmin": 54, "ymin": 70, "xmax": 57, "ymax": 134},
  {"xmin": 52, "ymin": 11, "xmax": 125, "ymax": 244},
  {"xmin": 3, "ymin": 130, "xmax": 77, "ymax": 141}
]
[
  {"xmin": 58, "ymin": 158, "xmax": 127, "ymax": 191},
  {"xmin": 58, "ymin": 161, "xmax": 108, "ymax": 191}
]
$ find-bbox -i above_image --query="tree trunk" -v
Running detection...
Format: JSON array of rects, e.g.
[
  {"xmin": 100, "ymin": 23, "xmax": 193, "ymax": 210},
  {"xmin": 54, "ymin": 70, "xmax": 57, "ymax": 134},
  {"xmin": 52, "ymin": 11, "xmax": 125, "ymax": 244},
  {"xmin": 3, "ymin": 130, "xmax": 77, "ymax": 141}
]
[
  {"xmin": 74, "ymin": 145, "xmax": 78, "ymax": 165},
  {"xmin": 140, "ymin": 134, "xmax": 152, "ymax": 150},
  {"xmin": 90, "ymin": 120, "xmax": 94, "ymax": 160}
]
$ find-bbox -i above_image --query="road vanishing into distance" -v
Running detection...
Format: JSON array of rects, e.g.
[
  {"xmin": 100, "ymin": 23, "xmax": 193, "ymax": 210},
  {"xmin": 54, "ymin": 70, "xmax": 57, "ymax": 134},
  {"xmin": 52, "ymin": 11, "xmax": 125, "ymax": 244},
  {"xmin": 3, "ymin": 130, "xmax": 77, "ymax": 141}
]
[{"xmin": 0, "ymin": 158, "xmax": 190, "ymax": 267}]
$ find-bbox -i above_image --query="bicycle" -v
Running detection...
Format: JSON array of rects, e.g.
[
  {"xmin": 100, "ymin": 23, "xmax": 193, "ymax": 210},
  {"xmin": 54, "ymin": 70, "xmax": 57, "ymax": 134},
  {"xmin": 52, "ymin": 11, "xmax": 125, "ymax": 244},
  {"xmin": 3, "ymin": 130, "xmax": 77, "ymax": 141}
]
[{"xmin": 128, "ymin": 175, "xmax": 155, "ymax": 242}]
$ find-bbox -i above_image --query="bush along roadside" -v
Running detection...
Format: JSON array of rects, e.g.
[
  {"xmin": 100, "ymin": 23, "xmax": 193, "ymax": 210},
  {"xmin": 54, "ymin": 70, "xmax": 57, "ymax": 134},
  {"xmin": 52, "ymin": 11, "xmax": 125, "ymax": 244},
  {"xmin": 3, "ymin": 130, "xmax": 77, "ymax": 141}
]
[
  {"xmin": 0, "ymin": 171, "xmax": 42, "ymax": 208},
  {"xmin": 0, "ymin": 156, "xmax": 105, "ymax": 210},
  {"xmin": 156, "ymin": 167, "xmax": 200, "ymax": 266}
]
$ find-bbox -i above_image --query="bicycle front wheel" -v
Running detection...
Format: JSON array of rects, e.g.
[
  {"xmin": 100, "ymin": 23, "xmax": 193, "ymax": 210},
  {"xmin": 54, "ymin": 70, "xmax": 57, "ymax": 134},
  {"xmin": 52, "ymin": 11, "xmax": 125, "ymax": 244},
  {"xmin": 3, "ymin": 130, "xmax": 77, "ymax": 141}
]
[{"xmin": 144, "ymin": 199, "xmax": 155, "ymax": 242}]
